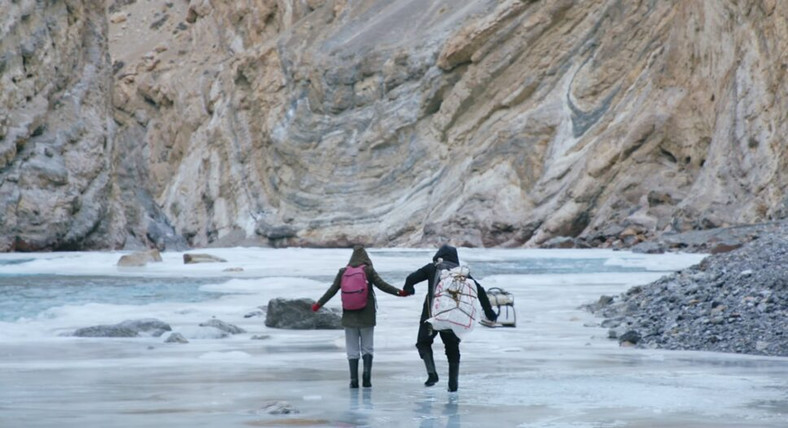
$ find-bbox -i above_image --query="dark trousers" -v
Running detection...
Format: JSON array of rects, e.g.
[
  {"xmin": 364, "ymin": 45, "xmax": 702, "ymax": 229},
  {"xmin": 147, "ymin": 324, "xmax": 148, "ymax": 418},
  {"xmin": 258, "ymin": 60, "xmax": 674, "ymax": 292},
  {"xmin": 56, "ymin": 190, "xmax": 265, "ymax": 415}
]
[{"xmin": 416, "ymin": 319, "xmax": 461, "ymax": 363}]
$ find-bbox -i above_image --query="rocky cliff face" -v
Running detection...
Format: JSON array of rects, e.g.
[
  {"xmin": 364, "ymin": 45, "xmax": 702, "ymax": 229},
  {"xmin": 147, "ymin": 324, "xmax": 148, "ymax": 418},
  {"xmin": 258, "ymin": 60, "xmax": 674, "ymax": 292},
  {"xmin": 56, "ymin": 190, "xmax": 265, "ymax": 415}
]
[
  {"xmin": 0, "ymin": 0, "xmax": 122, "ymax": 251},
  {"xmin": 1, "ymin": 0, "xmax": 787, "ymax": 251}
]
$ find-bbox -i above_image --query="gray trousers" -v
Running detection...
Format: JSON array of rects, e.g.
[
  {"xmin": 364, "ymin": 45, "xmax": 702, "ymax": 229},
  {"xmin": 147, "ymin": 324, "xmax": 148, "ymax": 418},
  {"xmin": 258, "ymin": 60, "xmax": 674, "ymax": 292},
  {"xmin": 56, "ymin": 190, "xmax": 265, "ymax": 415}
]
[{"xmin": 345, "ymin": 327, "xmax": 374, "ymax": 359}]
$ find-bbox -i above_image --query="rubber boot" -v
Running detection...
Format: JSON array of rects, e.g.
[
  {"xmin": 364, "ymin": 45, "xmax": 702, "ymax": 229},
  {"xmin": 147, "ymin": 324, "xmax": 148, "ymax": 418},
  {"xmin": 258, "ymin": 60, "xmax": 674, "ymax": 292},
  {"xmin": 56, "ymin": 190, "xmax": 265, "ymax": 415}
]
[
  {"xmin": 448, "ymin": 361, "xmax": 459, "ymax": 392},
  {"xmin": 423, "ymin": 352, "xmax": 439, "ymax": 387},
  {"xmin": 362, "ymin": 354, "xmax": 373, "ymax": 388},
  {"xmin": 348, "ymin": 358, "xmax": 359, "ymax": 388}
]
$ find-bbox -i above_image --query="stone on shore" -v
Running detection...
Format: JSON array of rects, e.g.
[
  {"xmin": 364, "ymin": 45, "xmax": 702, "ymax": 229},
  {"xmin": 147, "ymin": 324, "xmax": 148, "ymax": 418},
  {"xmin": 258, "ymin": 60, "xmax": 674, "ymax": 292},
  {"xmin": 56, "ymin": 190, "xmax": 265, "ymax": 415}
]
[
  {"xmin": 183, "ymin": 253, "xmax": 227, "ymax": 264},
  {"xmin": 117, "ymin": 249, "xmax": 163, "ymax": 267},
  {"xmin": 73, "ymin": 318, "xmax": 172, "ymax": 337},
  {"xmin": 199, "ymin": 319, "xmax": 245, "ymax": 334},
  {"xmin": 164, "ymin": 332, "xmax": 189, "ymax": 343}
]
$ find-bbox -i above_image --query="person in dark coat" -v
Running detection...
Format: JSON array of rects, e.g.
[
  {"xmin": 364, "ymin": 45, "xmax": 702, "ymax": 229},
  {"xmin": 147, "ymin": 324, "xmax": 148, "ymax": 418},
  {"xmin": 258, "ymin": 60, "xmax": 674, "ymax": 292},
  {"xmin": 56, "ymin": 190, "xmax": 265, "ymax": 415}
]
[
  {"xmin": 312, "ymin": 245, "xmax": 406, "ymax": 388},
  {"xmin": 402, "ymin": 244, "xmax": 497, "ymax": 392}
]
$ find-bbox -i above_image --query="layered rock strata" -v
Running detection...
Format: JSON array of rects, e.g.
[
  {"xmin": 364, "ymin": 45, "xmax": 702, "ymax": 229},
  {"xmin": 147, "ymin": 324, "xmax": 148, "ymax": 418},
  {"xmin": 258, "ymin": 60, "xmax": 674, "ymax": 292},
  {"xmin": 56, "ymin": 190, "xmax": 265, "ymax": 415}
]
[{"xmin": 1, "ymin": 1, "xmax": 787, "ymax": 250}]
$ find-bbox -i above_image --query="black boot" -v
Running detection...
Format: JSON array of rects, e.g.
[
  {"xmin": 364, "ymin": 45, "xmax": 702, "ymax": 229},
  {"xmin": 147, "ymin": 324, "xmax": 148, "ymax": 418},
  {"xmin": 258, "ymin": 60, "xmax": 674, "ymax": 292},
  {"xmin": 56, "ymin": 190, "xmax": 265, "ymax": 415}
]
[
  {"xmin": 362, "ymin": 354, "xmax": 373, "ymax": 388},
  {"xmin": 348, "ymin": 358, "xmax": 359, "ymax": 388},
  {"xmin": 448, "ymin": 361, "xmax": 459, "ymax": 392},
  {"xmin": 423, "ymin": 352, "xmax": 439, "ymax": 386}
]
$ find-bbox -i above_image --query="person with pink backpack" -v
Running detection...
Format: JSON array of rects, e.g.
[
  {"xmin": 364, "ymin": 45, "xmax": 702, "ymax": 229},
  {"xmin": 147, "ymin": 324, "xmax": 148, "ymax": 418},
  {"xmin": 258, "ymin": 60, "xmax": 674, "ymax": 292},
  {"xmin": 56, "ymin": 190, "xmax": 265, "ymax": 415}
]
[{"xmin": 311, "ymin": 245, "xmax": 408, "ymax": 388}]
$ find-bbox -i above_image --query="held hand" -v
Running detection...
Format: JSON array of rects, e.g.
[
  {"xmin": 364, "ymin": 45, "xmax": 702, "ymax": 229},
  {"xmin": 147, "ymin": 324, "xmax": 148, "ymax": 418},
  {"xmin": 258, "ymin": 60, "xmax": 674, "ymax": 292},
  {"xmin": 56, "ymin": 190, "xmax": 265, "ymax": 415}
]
[
  {"xmin": 397, "ymin": 289, "xmax": 410, "ymax": 297},
  {"xmin": 311, "ymin": 303, "xmax": 321, "ymax": 312}
]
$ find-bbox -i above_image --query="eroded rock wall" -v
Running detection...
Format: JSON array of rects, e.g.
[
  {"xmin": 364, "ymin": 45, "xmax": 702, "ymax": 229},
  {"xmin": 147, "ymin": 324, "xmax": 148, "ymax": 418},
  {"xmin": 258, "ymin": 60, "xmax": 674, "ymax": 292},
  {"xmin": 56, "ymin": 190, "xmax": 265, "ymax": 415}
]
[
  {"xmin": 2, "ymin": 0, "xmax": 787, "ymax": 250},
  {"xmin": 0, "ymin": 0, "xmax": 121, "ymax": 251},
  {"xmin": 111, "ymin": 0, "xmax": 786, "ymax": 249}
]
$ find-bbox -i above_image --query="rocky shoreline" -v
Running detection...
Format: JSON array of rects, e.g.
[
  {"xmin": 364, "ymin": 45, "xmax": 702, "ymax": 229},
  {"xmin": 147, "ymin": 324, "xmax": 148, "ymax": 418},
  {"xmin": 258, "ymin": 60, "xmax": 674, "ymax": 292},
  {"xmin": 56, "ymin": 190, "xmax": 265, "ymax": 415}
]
[{"xmin": 584, "ymin": 220, "xmax": 788, "ymax": 357}]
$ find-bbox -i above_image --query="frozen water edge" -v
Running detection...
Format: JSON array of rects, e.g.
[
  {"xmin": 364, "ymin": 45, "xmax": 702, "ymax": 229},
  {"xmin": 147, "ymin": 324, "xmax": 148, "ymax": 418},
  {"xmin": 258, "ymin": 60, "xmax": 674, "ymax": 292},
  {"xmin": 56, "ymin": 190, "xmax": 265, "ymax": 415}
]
[
  {"xmin": 0, "ymin": 249, "xmax": 786, "ymax": 427},
  {"xmin": 1, "ymin": 332, "xmax": 787, "ymax": 427}
]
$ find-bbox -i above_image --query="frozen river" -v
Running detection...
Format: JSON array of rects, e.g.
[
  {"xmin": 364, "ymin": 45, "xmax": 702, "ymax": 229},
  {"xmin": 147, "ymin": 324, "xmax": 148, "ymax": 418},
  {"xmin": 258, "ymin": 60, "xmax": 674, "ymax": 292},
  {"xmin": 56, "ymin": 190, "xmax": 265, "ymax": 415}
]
[{"xmin": 0, "ymin": 248, "xmax": 786, "ymax": 427}]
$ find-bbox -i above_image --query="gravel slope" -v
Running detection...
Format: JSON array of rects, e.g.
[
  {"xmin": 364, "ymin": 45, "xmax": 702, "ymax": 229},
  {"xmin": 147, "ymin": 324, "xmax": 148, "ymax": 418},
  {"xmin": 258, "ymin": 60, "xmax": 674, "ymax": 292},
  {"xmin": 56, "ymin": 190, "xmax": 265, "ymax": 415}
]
[{"xmin": 586, "ymin": 221, "xmax": 788, "ymax": 357}]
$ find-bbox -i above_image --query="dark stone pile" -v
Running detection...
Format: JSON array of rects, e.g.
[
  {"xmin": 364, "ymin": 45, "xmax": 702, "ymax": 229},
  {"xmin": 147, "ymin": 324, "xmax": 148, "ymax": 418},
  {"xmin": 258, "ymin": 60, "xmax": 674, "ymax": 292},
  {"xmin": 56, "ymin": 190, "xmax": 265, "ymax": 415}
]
[{"xmin": 585, "ymin": 222, "xmax": 788, "ymax": 357}]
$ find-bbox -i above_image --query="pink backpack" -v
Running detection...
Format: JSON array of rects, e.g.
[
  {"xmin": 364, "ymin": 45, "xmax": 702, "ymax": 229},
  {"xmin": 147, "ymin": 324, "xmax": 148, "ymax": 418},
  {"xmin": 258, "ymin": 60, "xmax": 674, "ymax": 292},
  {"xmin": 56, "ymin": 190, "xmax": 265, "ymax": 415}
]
[{"xmin": 341, "ymin": 265, "xmax": 369, "ymax": 310}]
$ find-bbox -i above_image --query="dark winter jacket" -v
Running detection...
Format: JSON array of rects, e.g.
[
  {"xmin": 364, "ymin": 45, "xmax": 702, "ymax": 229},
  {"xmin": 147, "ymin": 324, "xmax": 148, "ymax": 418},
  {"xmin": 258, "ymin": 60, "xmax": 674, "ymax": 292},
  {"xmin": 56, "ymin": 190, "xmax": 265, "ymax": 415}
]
[
  {"xmin": 317, "ymin": 246, "xmax": 400, "ymax": 328},
  {"xmin": 403, "ymin": 244, "xmax": 497, "ymax": 323}
]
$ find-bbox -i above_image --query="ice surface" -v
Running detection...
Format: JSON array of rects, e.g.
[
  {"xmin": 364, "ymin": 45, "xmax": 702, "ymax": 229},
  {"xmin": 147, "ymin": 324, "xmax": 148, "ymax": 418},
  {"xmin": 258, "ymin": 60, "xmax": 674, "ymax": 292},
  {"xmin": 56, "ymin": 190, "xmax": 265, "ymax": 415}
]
[{"xmin": 0, "ymin": 248, "xmax": 786, "ymax": 427}]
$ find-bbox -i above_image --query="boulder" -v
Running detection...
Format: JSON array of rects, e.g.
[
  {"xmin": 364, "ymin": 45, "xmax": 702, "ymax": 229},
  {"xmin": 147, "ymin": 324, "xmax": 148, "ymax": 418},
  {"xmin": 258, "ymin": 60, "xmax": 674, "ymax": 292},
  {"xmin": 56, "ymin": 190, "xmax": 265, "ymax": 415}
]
[
  {"xmin": 73, "ymin": 325, "xmax": 139, "ymax": 338},
  {"xmin": 73, "ymin": 318, "xmax": 172, "ymax": 337},
  {"xmin": 117, "ymin": 318, "xmax": 172, "ymax": 337},
  {"xmin": 199, "ymin": 319, "xmax": 246, "ymax": 334},
  {"xmin": 265, "ymin": 298, "xmax": 342, "ymax": 330},
  {"xmin": 183, "ymin": 253, "xmax": 227, "ymax": 264},
  {"xmin": 164, "ymin": 332, "xmax": 189, "ymax": 343},
  {"xmin": 618, "ymin": 330, "xmax": 641, "ymax": 346},
  {"xmin": 117, "ymin": 249, "xmax": 163, "ymax": 267}
]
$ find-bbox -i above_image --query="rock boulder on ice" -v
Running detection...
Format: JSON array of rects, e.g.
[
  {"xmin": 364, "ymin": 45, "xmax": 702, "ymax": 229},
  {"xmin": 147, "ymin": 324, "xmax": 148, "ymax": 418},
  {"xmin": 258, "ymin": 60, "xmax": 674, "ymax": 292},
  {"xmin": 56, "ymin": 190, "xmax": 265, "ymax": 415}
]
[
  {"xmin": 199, "ymin": 318, "xmax": 245, "ymax": 334},
  {"xmin": 73, "ymin": 318, "xmax": 172, "ymax": 337},
  {"xmin": 265, "ymin": 298, "xmax": 342, "ymax": 330}
]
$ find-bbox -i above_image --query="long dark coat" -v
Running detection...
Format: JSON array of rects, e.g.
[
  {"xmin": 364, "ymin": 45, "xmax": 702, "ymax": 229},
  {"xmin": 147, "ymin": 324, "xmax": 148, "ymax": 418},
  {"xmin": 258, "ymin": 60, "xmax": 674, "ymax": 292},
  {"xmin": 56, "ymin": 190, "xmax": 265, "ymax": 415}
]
[
  {"xmin": 316, "ymin": 247, "xmax": 400, "ymax": 328},
  {"xmin": 403, "ymin": 244, "xmax": 498, "ymax": 323}
]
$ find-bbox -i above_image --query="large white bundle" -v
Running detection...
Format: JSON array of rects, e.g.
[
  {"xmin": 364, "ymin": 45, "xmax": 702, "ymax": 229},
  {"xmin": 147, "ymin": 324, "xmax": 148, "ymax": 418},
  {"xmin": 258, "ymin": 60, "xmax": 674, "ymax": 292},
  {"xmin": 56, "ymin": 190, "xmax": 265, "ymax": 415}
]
[{"xmin": 426, "ymin": 265, "xmax": 478, "ymax": 338}]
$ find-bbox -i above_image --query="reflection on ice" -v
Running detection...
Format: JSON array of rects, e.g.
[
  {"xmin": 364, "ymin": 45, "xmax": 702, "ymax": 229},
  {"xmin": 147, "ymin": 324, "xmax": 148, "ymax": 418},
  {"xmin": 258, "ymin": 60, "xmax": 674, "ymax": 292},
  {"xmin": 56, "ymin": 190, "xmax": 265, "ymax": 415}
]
[{"xmin": 412, "ymin": 392, "xmax": 460, "ymax": 428}]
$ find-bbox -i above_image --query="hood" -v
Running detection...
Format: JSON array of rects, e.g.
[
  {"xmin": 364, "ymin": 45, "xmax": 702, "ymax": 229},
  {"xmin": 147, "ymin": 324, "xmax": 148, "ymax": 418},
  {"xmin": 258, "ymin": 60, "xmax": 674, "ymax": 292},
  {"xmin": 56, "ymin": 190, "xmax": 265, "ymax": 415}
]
[
  {"xmin": 432, "ymin": 244, "xmax": 459, "ymax": 265},
  {"xmin": 348, "ymin": 245, "xmax": 373, "ymax": 267}
]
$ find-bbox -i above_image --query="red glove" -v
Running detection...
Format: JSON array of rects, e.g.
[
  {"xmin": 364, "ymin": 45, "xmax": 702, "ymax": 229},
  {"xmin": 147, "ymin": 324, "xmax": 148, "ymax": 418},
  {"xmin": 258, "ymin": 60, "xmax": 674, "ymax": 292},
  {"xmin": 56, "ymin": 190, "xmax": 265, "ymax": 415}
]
[
  {"xmin": 311, "ymin": 303, "xmax": 320, "ymax": 312},
  {"xmin": 398, "ymin": 289, "xmax": 410, "ymax": 296}
]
